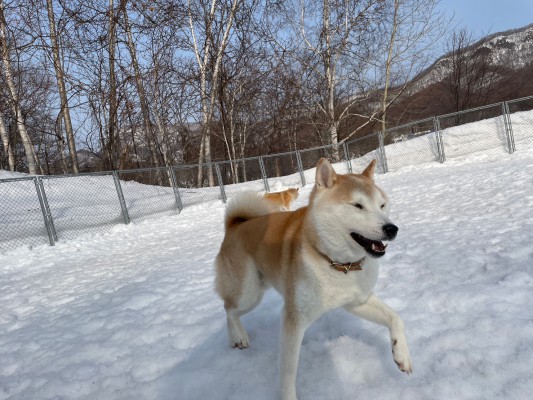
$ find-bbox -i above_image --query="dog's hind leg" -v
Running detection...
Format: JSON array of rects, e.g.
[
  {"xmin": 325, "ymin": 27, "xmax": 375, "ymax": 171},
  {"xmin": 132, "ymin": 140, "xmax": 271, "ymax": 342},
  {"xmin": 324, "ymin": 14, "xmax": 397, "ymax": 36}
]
[
  {"xmin": 216, "ymin": 258, "xmax": 266, "ymax": 349},
  {"xmin": 225, "ymin": 306, "xmax": 251, "ymax": 349},
  {"xmin": 344, "ymin": 293, "xmax": 412, "ymax": 374}
]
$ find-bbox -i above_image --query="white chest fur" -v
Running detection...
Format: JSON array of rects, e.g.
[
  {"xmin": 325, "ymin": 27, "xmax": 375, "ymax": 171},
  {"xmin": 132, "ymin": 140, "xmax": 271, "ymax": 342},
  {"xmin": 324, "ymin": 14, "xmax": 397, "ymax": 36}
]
[{"xmin": 294, "ymin": 255, "xmax": 380, "ymax": 319}]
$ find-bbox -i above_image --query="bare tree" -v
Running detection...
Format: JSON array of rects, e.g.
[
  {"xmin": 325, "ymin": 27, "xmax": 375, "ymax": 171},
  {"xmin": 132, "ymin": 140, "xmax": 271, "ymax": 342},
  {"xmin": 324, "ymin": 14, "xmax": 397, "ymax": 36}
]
[
  {"xmin": 120, "ymin": 0, "xmax": 164, "ymax": 172},
  {"xmin": 106, "ymin": 0, "xmax": 119, "ymax": 170},
  {"xmin": 45, "ymin": 0, "xmax": 79, "ymax": 173},
  {"xmin": 440, "ymin": 28, "xmax": 502, "ymax": 112},
  {"xmin": 381, "ymin": 0, "xmax": 400, "ymax": 133},
  {"xmin": 380, "ymin": 0, "xmax": 448, "ymax": 132},
  {"xmin": 186, "ymin": 0, "xmax": 242, "ymax": 186},
  {"xmin": 0, "ymin": 0, "xmax": 38, "ymax": 174},
  {"xmin": 277, "ymin": 0, "xmax": 386, "ymax": 153},
  {"xmin": 266, "ymin": 0, "xmax": 450, "ymax": 151},
  {"xmin": 0, "ymin": 0, "xmax": 459, "ymax": 175},
  {"xmin": 0, "ymin": 108, "xmax": 14, "ymax": 171},
  {"xmin": 213, "ymin": 0, "xmax": 269, "ymax": 182}
]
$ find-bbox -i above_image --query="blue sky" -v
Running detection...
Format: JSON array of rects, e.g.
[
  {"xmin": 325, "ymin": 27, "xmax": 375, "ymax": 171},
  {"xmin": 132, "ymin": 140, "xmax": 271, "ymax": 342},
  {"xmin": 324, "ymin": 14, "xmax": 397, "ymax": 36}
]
[{"xmin": 438, "ymin": 0, "xmax": 533, "ymax": 38}]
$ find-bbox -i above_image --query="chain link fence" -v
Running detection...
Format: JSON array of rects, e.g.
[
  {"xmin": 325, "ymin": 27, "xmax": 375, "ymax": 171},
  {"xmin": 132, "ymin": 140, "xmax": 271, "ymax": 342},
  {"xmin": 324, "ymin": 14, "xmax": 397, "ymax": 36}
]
[
  {"xmin": 173, "ymin": 163, "xmax": 225, "ymax": 207},
  {"xmin": 0, "ymin": 177, "xmax": 52, "ymax": 251},
  {"xmin": 40, "ymin": 173, "xmax": 125, "ymax": 242},
  {"xmin": 117, "ymin": 168, "xmax": 181, "ymax": 222},
  {"xmin": 345, "ymin": 133, "xmax": 386, "ymax": 174},
  {"xmin": 382, "ymin": 118, "xmax": 442, "ymax": 172},
  {"xmin": 437, "ymin": 103, "xmax": 510, "ymax": 159},
  {"xmin": 217, "ymin": 157, "xmax": 265, "ymax": 198},
  {"xmin": 506, "ymin": 95, "xmax": 533, "ymax": 152},
  {"xmin": 1, "ymin": 96, "xmax": 532, "ymax": 253},
  {"xmin": 262, "ymin": 152, "xmax": 304, "ymax": 189}
]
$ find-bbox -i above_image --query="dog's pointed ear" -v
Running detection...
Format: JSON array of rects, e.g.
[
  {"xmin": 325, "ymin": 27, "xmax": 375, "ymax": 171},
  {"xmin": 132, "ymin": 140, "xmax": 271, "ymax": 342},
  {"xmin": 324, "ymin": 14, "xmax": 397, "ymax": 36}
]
[
  {"xmin": 315, "ymin": 158, "xmax": 337, "ymax": 188},
  {"xmin": 362, "ymin": 159, "xmax": 376, "ymax": 180}
]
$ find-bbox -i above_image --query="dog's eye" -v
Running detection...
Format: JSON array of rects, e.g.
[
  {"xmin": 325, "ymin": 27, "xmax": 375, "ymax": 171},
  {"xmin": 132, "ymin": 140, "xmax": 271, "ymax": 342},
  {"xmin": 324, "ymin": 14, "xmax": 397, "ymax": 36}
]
[
  {"xmin": 381, "ymin": 203, "xmax": 386, "ymax": 209},
  {"xmin": 354, "ymin": 203, "xmax": 364, "ymax": 210}
]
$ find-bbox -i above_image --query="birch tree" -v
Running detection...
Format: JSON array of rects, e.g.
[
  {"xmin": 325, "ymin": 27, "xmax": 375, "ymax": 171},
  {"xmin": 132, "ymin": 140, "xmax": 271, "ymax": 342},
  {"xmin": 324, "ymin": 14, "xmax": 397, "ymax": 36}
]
[
  {"xmin": 186, "ymin": 0, "xmax": 242, "ymax": 186},
  {"xmin": 121, "ymin": 0, "xmax": 163, "ymax": 171},
  {"xmin": 0, "ymin": 109, "xmax": 14, "ymax": 171},
  {"xmin": 45, "ymin": 0, "xmax": 79, "ymax": 173},
  {"xmin": 271, "ymin": 0, "xmax": 448, "ymax": 148},
  {"xmin": 283, "ymin": 0, "xmax": 385, "ymax": 151},
  {"xmin": 106, "ymin": 0, "xmax": 119, "ymax": 170},
  {"xmin": 0, "ymin": 0, "xmax": 38, "ymax": 174},
  {"xmin": 381, "ymin": 0, "xmax": 400, "ymax": 133},
  {"xmin": 379, "ymin": 0, "xmax": 448, "ymax": 133}
]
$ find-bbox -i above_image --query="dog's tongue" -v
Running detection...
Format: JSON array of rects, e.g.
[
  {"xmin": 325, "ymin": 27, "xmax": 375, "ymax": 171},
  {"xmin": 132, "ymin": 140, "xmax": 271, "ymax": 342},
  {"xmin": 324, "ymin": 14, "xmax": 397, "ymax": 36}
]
[{"xmin": 371, "ymin": 241, "xmax": 387, "ymax": 253}]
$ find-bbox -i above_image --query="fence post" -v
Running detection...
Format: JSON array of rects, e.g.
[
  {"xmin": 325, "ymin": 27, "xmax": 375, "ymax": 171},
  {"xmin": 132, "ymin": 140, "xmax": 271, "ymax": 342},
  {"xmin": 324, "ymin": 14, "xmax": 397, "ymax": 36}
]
[
  {"xmin": 258, "ymin": 156, "xmax": 270, "ymax": 192},
  {"xmin": 433, "ymin": 117, "xmax": 446, "ymax": 163},
  {"xmin": 502, "ymin": 102, "xmax": 516, "ymax": 154},
  {"xmin": 295, "ymin": 150, "xmax": 306, "ymax": 186},
  {"xmin": 168, "ymin": 166, "xmax": 183, "ymax": 212},
  {"xmin": 342, "ymin": 142, "xmax": 352, "ymax": 173},
  {"xmin": 214, "ymin": 163, "xmax": 227, "ymax": 203},
  {"xmin": 378, "ymin": 132, "xmax": 388, "ymax": 173},
  {"xmin": 112, "ymin": 171, "xmax": 130, "ymax": 224},
  {"xmin": 34, "ymin": 177, "xmax": 57, "ymax": 246}
]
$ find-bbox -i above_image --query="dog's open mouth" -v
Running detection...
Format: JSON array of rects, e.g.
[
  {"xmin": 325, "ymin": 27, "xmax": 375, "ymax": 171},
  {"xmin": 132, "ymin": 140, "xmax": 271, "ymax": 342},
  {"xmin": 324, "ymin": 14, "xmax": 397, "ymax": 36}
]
[{"xmin": 350, "ymin": 233, "xmax": 388, "ymax": 258}]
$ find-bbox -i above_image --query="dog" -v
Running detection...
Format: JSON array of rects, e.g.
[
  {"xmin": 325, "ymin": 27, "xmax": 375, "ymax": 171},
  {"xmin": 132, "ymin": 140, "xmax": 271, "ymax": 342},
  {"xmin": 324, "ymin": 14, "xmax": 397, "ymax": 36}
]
[
  {"xmin": 263, "ymin": 187, "xmax": 299, "ymax": 211},
  {"xmin": 215, "ymin": 158, "xmax": 412, "ymax": 400}
]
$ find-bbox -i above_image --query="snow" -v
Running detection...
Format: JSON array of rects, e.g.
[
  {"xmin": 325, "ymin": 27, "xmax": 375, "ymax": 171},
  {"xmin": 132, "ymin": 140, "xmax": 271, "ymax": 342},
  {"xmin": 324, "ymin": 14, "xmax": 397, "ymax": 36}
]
[
  {"xmin": 0, "ymin": 171, "xmax": 27, "ymax": 179},
  {"xmin": 1, "ymin": 135, "xmax": 533, "ymax": 399}
]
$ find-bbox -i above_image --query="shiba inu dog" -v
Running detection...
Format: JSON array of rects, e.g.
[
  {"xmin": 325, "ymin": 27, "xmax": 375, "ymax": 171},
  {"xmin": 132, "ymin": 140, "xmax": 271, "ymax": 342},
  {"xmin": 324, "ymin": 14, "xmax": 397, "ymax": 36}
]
[
  {"xmin": 263, "ymin": 187, "xmax": 299, "ymax": 211},
  {"xmin": 215, "ymin": 158, "xmax": 412, "ymax": 400}
]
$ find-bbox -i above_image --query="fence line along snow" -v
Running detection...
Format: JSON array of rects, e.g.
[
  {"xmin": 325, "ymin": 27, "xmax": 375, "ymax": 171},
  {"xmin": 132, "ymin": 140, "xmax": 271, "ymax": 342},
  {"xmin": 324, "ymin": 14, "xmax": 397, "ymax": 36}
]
[{"xmin": 1, "ymin": 95, "xmax": 533, "ymax": 253}]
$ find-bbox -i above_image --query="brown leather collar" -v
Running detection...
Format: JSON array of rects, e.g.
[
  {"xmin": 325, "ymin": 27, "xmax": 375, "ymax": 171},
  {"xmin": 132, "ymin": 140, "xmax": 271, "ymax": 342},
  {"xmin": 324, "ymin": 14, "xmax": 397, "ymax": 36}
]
[{"xmin": 320, "ymin": 252, "xmax": 366, "ymax": 274}]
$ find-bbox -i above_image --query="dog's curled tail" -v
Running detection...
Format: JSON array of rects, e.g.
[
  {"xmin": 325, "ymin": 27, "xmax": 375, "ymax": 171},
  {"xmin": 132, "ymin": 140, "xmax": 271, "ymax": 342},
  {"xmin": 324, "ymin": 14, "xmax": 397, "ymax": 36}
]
[{"xmin": 225, "ymin": 191, "xmax": 276, "ymax": 230}]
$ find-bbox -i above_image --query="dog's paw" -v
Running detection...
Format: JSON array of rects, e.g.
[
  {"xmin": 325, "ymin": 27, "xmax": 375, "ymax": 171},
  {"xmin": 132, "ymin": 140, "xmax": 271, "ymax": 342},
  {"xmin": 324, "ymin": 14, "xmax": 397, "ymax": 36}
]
[
  {"xmin": 392, "ymin": 338, "xmax": 412, "ymax": 374},
  {"xmin": 230, "ymin": 331, "xmax": 250, "ymax": 349},
  {"xmin": 228, "ymin": 322, "xmax": 250, "ymax": 349},
  {"xmin": 281, "ymin": 388, "xmax": 299, "ymax": 400},
  {"xmin": 231, "ymin": 339, "xmax": 249, "ymax": 349}
]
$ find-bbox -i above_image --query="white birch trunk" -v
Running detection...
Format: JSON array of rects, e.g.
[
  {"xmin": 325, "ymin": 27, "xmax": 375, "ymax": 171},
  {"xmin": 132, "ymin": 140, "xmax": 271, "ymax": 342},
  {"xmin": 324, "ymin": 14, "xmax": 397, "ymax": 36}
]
[
  {"xmin": 323, "ymin": 0, "xmax": 339, "ymax": 160},
  {"xmin": 382, "ymin": 0, "xmax": 400, "ymax": 134},
  {"xmin": 0, "ymin": 1, "xmax": 37, "ymax": 174},
  {"xmin": 107, "ymin": 0, "xmax": 119, "ymax": 170},
  {"xmin": 46, "ymin": 0, "xmax": 78, "ymax": 173},
  {"xmin": 189, "ymin": 0, "xmax": 240, "ymax": 187},
  {"xmin": 0, "ymin": 110, "xmax": 14, "ymax": 171},
  {"xmin": 56, "ymin": 117, "xmax": 69, "ymax": 173},
  {"xmin": 122, "ymin": 0, "xmax": 162, "ymax": 174}
]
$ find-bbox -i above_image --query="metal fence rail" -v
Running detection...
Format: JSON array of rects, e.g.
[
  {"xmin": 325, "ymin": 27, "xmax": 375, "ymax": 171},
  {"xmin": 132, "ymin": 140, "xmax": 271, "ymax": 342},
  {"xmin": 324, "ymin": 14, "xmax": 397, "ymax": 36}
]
[
  {"xmin": 506, "ymin": 95, "xmax": 533, "ymax": 152},
  {"xmin": 117, "ymin": 167, "xmax": 180, "ymax": 222},
  {"xmin": 1, "ymin": 96, "xmax": 532, "ymax": 253},
  {"xmin": 0, "ymin": 177, "xmax": 52, "ymax": 251}
]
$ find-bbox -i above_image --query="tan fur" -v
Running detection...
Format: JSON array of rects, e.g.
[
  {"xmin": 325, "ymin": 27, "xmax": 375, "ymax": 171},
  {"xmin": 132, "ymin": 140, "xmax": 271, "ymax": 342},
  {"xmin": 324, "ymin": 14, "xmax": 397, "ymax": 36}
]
[
  {"xmin": 215, "ymin": 206, "xmax": 308, "ymax": 319},
  {"xmin": 224, "ymin": 191, "xmax": 277, "ymax": 231},
  {"xmin": 215, "ymin": 158, "xmax": 412, "ymax": 400},
  {"xmin": 263, "ymin": 188, "xmax": 299, "ymax": 211}
]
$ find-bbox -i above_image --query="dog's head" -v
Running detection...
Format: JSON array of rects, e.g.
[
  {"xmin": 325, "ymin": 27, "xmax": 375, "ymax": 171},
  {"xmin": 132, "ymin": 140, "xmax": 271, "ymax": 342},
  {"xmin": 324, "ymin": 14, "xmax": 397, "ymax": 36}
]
[{"xmin": 310, "ymin": 158, "xmax": 397, "ymax": 259}]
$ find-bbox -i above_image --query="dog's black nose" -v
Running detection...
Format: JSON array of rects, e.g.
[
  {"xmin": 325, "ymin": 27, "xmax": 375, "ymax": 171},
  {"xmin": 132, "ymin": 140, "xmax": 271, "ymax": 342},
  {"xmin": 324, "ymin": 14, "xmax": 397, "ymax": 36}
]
[{"xmin": 382, "ymin": 223, "xmax": 398, "ymax": 239}]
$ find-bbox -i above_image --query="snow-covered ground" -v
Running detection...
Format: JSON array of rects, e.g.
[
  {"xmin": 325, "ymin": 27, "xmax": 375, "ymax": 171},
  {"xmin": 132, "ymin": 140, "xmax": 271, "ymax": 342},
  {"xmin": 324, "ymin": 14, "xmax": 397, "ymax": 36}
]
[{"xmin": 1, "ymin": 144, "xmax": 533, "ymax": 399}]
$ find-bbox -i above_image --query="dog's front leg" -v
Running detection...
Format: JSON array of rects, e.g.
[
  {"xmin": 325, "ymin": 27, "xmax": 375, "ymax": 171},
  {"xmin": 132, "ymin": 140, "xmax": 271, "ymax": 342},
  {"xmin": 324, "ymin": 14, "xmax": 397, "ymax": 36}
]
[
  {"xmin": 344, "ymin": 293, "xmax": 412, "ymax": 374},
  {"xmin": 280, "ymin": 311, "xmax": 307, "ymax": 400}
]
